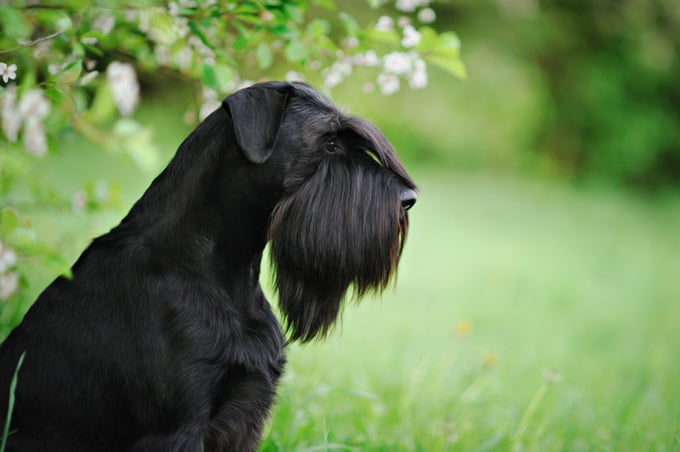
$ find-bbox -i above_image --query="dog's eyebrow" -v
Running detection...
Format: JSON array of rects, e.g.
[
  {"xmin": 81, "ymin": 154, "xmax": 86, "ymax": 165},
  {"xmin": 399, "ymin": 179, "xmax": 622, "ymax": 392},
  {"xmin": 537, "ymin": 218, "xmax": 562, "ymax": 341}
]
[{"xmin": 341, "ymin": 116, "xmax": 416, "ymax": 188}]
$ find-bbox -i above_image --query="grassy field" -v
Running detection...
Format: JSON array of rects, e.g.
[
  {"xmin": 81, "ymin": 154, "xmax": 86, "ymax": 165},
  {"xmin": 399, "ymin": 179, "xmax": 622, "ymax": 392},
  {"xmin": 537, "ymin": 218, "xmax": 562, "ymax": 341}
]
[
  {"xmin": 260, "ymin": 171, "xmax": 680, "ymax": 451},
  {"xmin": 3, "ymin": 90, "xmax": 680, "ymax": 451}
]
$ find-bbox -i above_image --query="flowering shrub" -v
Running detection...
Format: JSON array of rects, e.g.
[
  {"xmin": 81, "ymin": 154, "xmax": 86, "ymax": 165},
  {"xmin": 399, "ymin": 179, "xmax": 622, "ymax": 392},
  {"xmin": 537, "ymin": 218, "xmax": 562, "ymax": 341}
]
[{"xmin": 0, "ymin": 0, "xmax": 463, "ymax": 316}]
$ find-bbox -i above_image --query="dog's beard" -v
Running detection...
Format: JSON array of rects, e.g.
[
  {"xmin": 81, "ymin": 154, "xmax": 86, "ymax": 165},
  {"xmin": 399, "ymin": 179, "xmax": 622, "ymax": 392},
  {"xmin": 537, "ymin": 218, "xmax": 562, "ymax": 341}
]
[{"xmin": 268, "ymin": 158, "xmax": 409, "ymax": 343}]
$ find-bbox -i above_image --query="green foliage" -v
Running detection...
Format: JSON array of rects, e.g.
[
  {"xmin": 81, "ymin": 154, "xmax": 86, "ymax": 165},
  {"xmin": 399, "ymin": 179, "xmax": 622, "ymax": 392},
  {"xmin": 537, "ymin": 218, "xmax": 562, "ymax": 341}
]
[
  {"xmin": 435, "ymin": 0, "xmax": 680, "ymax": 187},
  {"xmin": 0, "ymin": 352, "xmax": 24, "ymax": 452},
  {"xmin": 0, "ymin": 0, "xmax": 464, "ymax": 313}
]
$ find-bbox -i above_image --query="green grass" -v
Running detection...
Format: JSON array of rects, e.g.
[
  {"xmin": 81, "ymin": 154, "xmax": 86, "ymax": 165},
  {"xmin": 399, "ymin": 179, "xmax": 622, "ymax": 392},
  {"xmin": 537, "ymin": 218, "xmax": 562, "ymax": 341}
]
[{"xmin": 260, "ymin": 172, "xmax": 680, "ymax": 451}]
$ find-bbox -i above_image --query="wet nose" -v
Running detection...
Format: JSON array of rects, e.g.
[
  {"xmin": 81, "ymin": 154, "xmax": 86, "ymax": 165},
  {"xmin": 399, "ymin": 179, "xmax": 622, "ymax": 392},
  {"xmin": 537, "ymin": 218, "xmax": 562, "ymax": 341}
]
[{"xmin": 400, "ymin": 188, "xmax": 417, "ymax": 211}]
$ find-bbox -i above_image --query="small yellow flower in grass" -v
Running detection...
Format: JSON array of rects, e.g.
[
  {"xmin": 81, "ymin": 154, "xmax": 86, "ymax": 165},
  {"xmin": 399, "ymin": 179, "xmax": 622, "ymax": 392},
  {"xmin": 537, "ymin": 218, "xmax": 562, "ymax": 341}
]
[
  {"xmin": 483, "ymin": 351, "xmax": 497, "ymax": 368},
  {"xmin": 455, "ymin": 319, "xmax": 472, "ymax": 337}
]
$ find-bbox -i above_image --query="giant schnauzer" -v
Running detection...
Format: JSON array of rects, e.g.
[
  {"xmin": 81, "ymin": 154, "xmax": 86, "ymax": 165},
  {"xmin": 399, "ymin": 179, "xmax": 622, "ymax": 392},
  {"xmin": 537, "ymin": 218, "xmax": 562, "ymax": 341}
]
[{"xmin": 0, "ymin": 81, "xmax": 416, "ymax": 451}]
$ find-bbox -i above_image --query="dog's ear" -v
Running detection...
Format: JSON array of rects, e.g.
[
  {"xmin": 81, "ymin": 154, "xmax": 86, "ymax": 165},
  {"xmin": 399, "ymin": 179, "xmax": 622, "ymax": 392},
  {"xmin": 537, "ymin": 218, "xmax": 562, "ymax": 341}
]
[{"xmin": 223, "ymin": 85, "xmax": 291, "ymax": 164}]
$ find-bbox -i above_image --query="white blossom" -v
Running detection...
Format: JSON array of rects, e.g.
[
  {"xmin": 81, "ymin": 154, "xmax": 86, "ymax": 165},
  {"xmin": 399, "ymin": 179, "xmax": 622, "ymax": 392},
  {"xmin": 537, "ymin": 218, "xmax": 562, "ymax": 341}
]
[
  {"xmin": 237, "ymin": 80, "xmax": 255, "ymax": 90},
  {"xmin": 168, "ymin": 2, "xmax": 180, "ymax": 16},
  {"xmin": 199, "ymin": 99, "xmax": 221, "ymax": 121},
  {"xmin": 408, "ymin": 58, "xmax": 428, "ymax": 89},
  {"xmin": 0, "ymin": 271, "xmax": 18, "ymax": 300},
  {"xmin": 0, "ymin": 241, "xmax": 17, "ymax": 274},
  {"xmin": 0, "ymin": 62, "xmax": 17, "ymax": 84},
  {"xmin": 189, "ymin": 36, "xmax": 214, "ymax": 60},
  {"xmin": 202, "ymin": 87, "xmax": 218, "ymax": 101},
  {"xmin": 79, "ymin": 71, "xmax": 99, "ymax": 86},
  {"xmin": 375, "ymin": 16, "xmax": 394, "ymax": 32},
  {"xmin": 323, "ymin": 71, "xmax": 343, "ymax": 89},
  {"xmin": 1, "ymin": 84, "xmax": 20, "ymax": 142},
  {"xmin": 137, "ymin": 9, "xmax": 153, "ymax": 33},
  {"xmin": 322, "ymin": 58, "xmax": 353, "ymax": 89},
  {"xmin": 377, "ymin": 72, "xmax": 400, "ymax": 95},
  {"xmin": 418, "ymin": 7, "xmax": 436, "ymax": 23},
  {"xmin": 285, "ymin": 71, "xmax": 305, "ymax": 82},
  {"xmin": 383, "ymin": 51, "xmax": 413, "ymax": 75},
  {"xmin": 32, "ymin": 41, "xmax": 51, "ymax": 60},
  {"xmin": 94, "ymin": 180, "xmax": 110, "ymax": 202},
  {"xmin": 396, "ymin": 0, "xmax": 430, "ymax": 13},
  {"xmin": 93, "ymin": 11, "xmax": 115, "ymax": 34},
  {"xmin": 174, "ymin": 17, "xmax": 191, "ymax": 39},
  {"xmin": 353, "ymin": 50, "xmax": 379, "ymax": 67},
  {"xmin": 72, "ymin": 190, "xmax": 88, "ymax": 211},
  {"xmin": 401, "ymin": 25, "xmax": 421, "ymax": 48},
  {"xmin": 23, "ymin": 118, "xmax": 48, "ymax": 156},
  {"xmin": 18, "ymin": 89, "xmax": 50, "ymax": 120},
  {"xmin": 106, "ymin": 61, "xmax": 140, "ymax": 116},
  {"xmin": 343, "ymin": 37, "xmax": 359, "ymax": 48},
  {"xmin": 81, "ymin": 37, "xmax": 98, "ymax": 45},
  {"xmin": 155, "ymin": 45, "xmax": 170, "ymax": 66},
  {"xmin": 174, "ymin": 47, "xmax": 193, "ymax": 70}
]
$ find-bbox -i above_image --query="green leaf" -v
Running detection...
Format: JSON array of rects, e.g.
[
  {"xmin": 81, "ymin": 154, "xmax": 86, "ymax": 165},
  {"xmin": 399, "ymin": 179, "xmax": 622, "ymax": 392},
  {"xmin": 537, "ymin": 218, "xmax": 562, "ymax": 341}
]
[
  {"xmin": 87, "ymin": 82, "xmax": 115, "ymax": 124},
  {"xmin": 213, "ymin": 63, "xmax": 237, "ymax": 89},
  {"xmin": 311, "ymin": 0, "xmax": 336, "ymax": 10},
  {"xmin": 201, "ymin": 64, "xmax": 218, "ymax": 90},
  {"xmin": 285, "ymin": 40, "xmax": 309, "ymax": 63},
  {"xmin": 43, "ymin": 253, "xmax": 73, "ymax": 279},
  {"xmin": 1, "ymin": 352, "xmax": 25, "ymax": 452},
  {"xmin": 338, "ymin": 12, "xmax": 359, "ymax": 38},
  {"xmin": 188, "ymin": 21, "xmax": 211, "ymax": 48},
  {"xmin": 148, "ymin": 12, "xmax": 176, "ymax": 46},
  {"xmin": 0, "ymin": 7, "xmax": 31, "ymax": 40},
  {"xmin": 283, "ymin": 4, "xmax": 304, "ymax": 24},
  {"xmin": 232, "ymin": 36, "xmax": 249, "ymax": 51},
  {"xmin": 57, "ymin": 59, "xmax": 83, "ymax": 84},
  {"xmin": 306, "ymin": 19, "xmax": 330, "ymax": 38},
  {"xmin": 367, "ymin": 29, "xmax": 399, "ymax": 46},
  {"xmin": 256, "ymin": 43, "xmax": 273, "ymax": 69},
  {"xmin": 425, "ymin": 53, "xmax": 467, "ymax": 79},
  {"xmin": 0, "ymin": 208, "xmax": 19, "ymax": 236},
  {"xmin": 418, "ymin": 28, "xmax": 466, "ymax": 79}
]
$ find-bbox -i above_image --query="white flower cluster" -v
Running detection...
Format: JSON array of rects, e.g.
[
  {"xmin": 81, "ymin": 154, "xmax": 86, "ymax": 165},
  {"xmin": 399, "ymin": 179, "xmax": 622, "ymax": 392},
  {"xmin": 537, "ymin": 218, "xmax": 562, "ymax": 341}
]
[
  {"xmin": 395, "ymin": 0, "xmax": 431, "ymax": 13},
  {"xmin": 378, "ymin": 51, "xmax": 427, "ymax": 95},
  {"xmin": 106, "ymin": 61, "xmax": 140, "ymax": 117},
  {"xmin": 322, "ymin": 57, "xmax": 354, "ymax": 89},
  {"xmin": 321, "ymin": 13, "xmax": 429, "ymax": 96},
  {"xmin": 0, "ymin": 240, "xmax": 19, "ymax": 301},
  {"xmin": 1, "ymin": 83, "xmax": 52, "ymax": 155}
]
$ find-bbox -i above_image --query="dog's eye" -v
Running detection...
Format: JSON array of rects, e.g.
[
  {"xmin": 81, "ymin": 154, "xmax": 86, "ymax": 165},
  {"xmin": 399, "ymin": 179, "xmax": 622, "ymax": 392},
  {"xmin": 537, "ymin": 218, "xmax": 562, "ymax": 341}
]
[{"xmin": 325, "ymin": 140, "xmax": 338, "ymax": 153}]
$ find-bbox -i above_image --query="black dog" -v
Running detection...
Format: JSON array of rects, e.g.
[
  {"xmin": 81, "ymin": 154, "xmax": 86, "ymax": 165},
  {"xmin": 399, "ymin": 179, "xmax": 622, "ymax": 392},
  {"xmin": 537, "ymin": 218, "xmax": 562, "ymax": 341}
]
[{"xmin": 0, "ymin": 81, "xmax": 416, "ymax": 451}]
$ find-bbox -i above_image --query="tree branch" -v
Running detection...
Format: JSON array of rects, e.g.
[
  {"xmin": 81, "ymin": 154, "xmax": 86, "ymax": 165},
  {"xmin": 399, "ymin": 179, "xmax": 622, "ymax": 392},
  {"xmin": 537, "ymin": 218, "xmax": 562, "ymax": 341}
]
[{"xmin": 0, "ymin": 31, "xmax": 64, "ymax": 55}]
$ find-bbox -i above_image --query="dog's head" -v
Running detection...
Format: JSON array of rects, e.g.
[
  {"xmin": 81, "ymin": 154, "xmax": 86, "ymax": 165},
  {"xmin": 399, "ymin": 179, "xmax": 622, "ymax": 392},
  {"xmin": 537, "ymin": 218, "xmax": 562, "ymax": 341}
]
[{"xmin": 223, "ymin": 82, "xmax": 416, "ymax": 343}]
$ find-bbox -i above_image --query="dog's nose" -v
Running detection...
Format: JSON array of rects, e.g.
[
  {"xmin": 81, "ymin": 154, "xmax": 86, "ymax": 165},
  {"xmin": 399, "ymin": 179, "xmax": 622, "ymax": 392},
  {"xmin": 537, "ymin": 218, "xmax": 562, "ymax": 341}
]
[{"xmin": 400, "ymin": 188, "xmax": 417, "ymax": 211}]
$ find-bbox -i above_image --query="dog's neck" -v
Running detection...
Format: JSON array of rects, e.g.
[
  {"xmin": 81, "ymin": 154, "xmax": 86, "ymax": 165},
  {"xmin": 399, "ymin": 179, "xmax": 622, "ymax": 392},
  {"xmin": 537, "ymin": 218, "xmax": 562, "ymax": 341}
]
[{"xmin": 109, "ymin": 114, "xmax": 278, "ymax": 304}]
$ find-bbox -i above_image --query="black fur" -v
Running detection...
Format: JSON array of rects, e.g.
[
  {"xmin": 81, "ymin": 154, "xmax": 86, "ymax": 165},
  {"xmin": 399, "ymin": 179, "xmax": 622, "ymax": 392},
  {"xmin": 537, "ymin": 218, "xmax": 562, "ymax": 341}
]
[{"xmin": 0, "ymin": 82, "xmax": 416, "ymax": 451}]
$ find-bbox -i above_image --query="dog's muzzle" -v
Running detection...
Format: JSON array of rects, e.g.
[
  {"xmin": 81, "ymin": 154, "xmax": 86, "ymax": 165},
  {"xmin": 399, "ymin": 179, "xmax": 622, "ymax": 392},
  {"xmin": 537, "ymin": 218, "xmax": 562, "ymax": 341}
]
[{"xmin": 400, "ymin": 188, "xmax": 417, "ymax": 211}]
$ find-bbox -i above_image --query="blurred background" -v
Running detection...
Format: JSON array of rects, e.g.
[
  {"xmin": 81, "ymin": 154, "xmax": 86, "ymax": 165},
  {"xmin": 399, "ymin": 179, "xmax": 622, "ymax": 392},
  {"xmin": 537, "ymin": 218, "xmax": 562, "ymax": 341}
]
[{"xmin": 1, "ymin": 0, "xmax": 679, "ymax": 450}]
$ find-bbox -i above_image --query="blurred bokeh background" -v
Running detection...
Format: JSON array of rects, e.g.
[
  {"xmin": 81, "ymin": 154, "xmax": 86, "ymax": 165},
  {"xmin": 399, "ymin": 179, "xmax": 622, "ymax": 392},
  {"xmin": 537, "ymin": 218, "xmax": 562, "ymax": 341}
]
[{"xmin": 1, "ymin": 0, "xmax": 679, "ymax": 450}]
